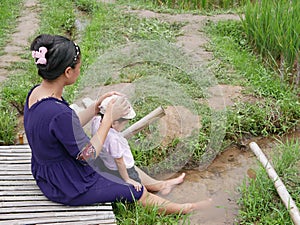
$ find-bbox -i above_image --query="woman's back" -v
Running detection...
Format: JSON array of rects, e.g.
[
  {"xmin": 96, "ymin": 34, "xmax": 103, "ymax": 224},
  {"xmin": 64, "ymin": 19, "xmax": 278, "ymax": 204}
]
[{"xmin": 24, "ymin": 86, "xmax": 97, "ymax": 204}]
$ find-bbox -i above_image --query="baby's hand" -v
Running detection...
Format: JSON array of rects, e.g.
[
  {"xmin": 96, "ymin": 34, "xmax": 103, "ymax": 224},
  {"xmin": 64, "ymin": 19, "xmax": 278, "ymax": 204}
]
[{"xmin": 126, "ymin": 179, "xmax": 142, "ymax": 192}]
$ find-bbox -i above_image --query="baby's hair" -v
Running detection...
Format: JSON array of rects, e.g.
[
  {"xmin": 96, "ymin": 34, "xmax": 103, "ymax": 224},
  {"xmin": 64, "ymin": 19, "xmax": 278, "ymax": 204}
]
[
  {"xmin": 99, "ymin": 113, "xmax": 104, "ymax": 119},
  {"xmin": 99, "ymin": 113, "xmax": 129, "ymax": 123},
  {"xmin": 116, "ymin": 118, "xmax": 129, "ymax": 123},
  {"xmin": 30, "ymin": 34, "xmax": 81, "ymax": 80}
]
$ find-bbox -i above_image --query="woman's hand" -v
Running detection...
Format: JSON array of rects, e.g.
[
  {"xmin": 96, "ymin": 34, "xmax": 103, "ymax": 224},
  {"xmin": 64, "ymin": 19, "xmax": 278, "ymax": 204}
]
[
  {"xmin": 105, "ymin": 96, "xmax": 130, "ymax": 121},
  {"xmin": 94, "ymin": 91, "xmax": 124, "ymax": 115}
]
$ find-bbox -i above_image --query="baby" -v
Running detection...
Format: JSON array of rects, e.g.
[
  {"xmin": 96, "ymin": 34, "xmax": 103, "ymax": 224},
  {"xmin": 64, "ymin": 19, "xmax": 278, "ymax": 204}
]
[
  {"xmin": 92, "ymin": 95, "xmax": 187, "ymax": 194},
  {"xmin": 91, "ymin": 95, "xmax": 143, "ymax": 190}
]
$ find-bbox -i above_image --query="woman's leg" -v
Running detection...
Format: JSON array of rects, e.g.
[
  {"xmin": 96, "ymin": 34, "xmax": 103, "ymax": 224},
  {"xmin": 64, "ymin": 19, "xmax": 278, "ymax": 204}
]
[
  {"xmin": 135, "ymin": 166, "xmax": 185, "ymax": 195},
  {"xmin": 138, "ymin": 188, "xmax": 212, "ymax": 214}
]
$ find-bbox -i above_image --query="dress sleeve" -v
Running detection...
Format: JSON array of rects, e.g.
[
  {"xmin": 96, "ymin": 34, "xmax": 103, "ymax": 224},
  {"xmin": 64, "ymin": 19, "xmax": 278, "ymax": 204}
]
[{"xmin": 49, "ymin": 110, "xmax": 91, "ymax": 162}]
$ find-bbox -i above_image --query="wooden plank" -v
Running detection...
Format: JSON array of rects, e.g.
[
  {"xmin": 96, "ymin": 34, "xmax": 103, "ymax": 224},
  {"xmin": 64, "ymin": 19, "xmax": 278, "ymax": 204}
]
[
  {"xmin": 0, "ymin": 180, "xmax": 36, "ymax": 185},
  {"xmin": 0, "ymin": 156, "xmax": 31, "ymax": 161},
  {"xmin": 0, "ymin": 213, "xmax": 116, "ymax": 225},
  {"xmin": 0, "ymin": 175, "xmax": 35, "ymax": 181},
  {"xmin": 0, "ymin": 149, "xmax": 30, "ymax": 152},
  {"xmin": 0, "ymin": 205, "xmax": 113, "ymax": 213},
  {"xmin": 0, "ymin": 152, "xmax": 31, "ymax": 157},
  {"xmin": 0, "ymin": 164, "xmax": 31, "ymax": 170},
  {"xmin": 0, "ymin": 175, "xmax": 34, "ymax": 180},
  {"xmin": 0, "ymin": 209, "xmax": 115, "ymax": 219},
  {"xmin": 1, "ymin": 195, "xmax": 48, "ymax": 201},
  {"xmin": 39, "ymin": 220, "xmax": 116, "ymax": 225},
  {"xmin": 0, "ymin": 159, "xmax": 31, "ymax": 164},
  {"xmin": 0, "ymin": 185, "xmax": 38, "ymax": 190},
  {"xmin": 0, "ymin": 145, "xmax": 116, "ymax": 225},
  {"xmin": 0, "ymin": 147, "xmax": 30, "ymax": 151},
  {"xmin": 0, "ymin": 200, "xmax": 67, "ymax": 207},
  {"xmin": 0, "ymin": 170, "xmax": 32, "ymax": 175},
  {"xmin": 0, "ymin": 201, "xmax": 111, "ymax": 209},
  {"xmin": 0, "ymin": 190, "xmax": 43, "ymax": 196}
]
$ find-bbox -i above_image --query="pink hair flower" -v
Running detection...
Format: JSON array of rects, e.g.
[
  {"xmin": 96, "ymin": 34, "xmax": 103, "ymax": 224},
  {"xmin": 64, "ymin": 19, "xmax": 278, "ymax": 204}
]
[{"xmin": 32, "ymin": 47, "xmax": 48, "ymax": 65}]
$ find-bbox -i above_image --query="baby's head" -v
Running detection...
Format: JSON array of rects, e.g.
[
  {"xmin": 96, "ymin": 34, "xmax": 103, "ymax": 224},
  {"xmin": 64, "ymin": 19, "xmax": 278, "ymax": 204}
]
[{"xmin": 99, "ymin": 95, "xmax": 136, "ymax": 131}]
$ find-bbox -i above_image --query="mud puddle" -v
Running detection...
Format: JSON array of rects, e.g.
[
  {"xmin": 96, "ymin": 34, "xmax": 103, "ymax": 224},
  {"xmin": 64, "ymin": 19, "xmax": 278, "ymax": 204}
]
[
  {"xmin": 155, "ymin": 144, "xmax": 256, "ymax": 224},
  {"xmin": 153, "ymin": 130, "xmax": 299, "ymax": 225}
]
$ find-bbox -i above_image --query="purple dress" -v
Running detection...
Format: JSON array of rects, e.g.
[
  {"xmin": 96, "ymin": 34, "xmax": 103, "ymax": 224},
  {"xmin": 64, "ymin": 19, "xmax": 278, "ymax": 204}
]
[{"xmin": 23, "ymin": 86, "xmax": 143, "ymax": 206}]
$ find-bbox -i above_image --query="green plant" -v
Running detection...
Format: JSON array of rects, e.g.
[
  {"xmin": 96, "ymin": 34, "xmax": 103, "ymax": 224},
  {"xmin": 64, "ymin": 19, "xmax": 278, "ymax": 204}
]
[
  {"xmin": 242, "ymin": 0, "xmax": 300, "ymax": 86},
  {"xmin": 205, "ymin": 20, "xmax": 300, "ymax": 140},
  {"xmin": 113, "ymin": 200, "xmax": 190, "ymax": 224},
  {"xmin": 39, "ymin": 0, "xmax": 77, "ymax": 36},
  {"xmin": 0, "ymin": 102, "xmax": 17, "ymax": 145},
  {"xmin": 0, "ymin": 0, "xmax": 22, "ymax": 51},
  {"xmin": 238, "ymin": 140, "xmax": 300, "ymax": 224},
  {"xmin": 73, "ymin": 0, "xmax": 99, "ymax": 13},
  {"xmin": 121, "ymin": 0, "xmax": 247, "ymax": 11}
]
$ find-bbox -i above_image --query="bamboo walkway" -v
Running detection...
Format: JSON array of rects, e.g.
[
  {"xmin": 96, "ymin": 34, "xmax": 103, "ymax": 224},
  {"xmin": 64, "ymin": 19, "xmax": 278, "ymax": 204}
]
[{"xmin": 0, "ymin": 145, "xmax": 116, "ymax": 225}]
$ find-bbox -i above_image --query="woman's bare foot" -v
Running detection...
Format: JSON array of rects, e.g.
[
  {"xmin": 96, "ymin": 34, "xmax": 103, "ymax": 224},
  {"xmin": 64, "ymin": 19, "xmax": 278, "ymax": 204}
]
[
  {"xmin": 159, "ymin": 172, "xmax": 186, "ymax": 195},
  {"xmin": 182, "ymin": 198, "xmax": 213, "ymax": 214}
]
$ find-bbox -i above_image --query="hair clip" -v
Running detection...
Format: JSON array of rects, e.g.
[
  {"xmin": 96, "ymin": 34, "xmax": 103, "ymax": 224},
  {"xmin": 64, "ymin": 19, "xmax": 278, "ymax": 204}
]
[
  {"xmin": 32, "ymin": 47, "xmax": 48, "ymax": 65},
  {"xmin": 73, "ymin": 42, "xmax": 80, "ymax": 63}
]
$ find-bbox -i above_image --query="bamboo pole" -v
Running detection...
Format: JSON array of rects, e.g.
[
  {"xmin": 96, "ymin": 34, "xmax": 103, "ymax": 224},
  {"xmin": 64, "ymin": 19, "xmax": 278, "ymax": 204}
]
[
  {"xmin": 249, "ymin": 142, "xmax": 300, "ymax": 225},
  {"xmin": 122, "ymin": 106, "xmax": 165, "ymax": 139}
]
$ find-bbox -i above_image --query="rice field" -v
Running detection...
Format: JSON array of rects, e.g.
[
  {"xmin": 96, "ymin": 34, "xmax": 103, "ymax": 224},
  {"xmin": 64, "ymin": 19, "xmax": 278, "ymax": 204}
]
[{"xmin": 242, "ymin": 0, "xmax": 300, "ymax": 86}]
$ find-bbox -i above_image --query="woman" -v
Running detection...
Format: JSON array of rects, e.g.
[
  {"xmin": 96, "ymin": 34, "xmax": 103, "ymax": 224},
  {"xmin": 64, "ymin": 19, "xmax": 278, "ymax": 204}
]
[{"xmin": 24, "ymin": 34, "xmax": 211, "ymax": 214}]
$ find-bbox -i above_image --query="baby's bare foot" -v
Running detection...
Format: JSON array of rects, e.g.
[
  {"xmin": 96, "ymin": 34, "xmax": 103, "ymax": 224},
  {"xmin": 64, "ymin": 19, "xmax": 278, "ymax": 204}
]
[{"xmin": 160, "ymin": 173, "xmax": 186, "ymax": 195}]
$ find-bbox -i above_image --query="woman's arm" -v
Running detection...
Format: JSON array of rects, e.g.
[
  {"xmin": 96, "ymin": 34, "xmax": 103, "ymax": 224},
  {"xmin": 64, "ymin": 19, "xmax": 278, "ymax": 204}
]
[
  {"xmin": 77, "ymin": 103, "xmax": 97, "ymax": 126},
  {"xmin": 77, "ymin": 95, "xmax": 130, "ymax": 161},
  {"xmin": 76, "ymin": 92, "xmax": 130, "ymax": 163}
]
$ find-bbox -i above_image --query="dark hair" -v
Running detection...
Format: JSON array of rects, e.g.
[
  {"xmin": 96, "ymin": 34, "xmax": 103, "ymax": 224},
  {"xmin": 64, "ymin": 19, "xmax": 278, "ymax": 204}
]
[
  {"xmin": 99, "ymin": 113, "xmax": 128, "ymax": 123},
  {"xmin": 30, "ymin": 34, "xmax": 81, "ymax": 80}
]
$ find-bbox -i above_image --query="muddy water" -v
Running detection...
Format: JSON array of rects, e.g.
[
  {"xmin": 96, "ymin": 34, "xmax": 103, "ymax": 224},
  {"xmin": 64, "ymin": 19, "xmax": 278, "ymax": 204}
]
[{"xmin": 154, "ymin": 130, "xmax": 299, "ymax": 225}]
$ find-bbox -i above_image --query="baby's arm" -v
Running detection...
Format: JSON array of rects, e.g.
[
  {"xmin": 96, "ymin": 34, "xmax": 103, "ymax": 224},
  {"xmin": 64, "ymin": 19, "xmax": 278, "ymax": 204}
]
[{"xmin": 114, "ymin": 157, "xmax": 142, "ymax": 192}]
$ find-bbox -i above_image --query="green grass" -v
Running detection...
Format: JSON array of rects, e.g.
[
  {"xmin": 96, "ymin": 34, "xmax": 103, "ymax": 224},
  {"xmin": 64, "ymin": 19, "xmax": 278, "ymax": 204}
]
[
  {"xmin": 238, "ymin": 139, "xmax": 300, "ymax": 224},
  {"xmin": 117, "ymin": 0, "xmax": 247, "ymax": 14},
  {"xmin": 0, "ymin": 0, "xmax": 23, "ymax": 54},
  {"xmin": 113, "ymin": 200, "xmax": 190, "ymax": 224},
  {"xmin": 242, "ymin": 0, "xmax": 300, "ymax": 86},
  {"xmin": 0, "ymin": 0, "xmax": 24, "ymax": 144},
  {"xmin": 204, "ymin": 20, "xmax": 300, "ymax": 140}
]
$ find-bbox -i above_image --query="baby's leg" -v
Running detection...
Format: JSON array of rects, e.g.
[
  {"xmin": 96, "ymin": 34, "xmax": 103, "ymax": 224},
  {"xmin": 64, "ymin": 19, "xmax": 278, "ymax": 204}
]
[{"xmin": 135, "ymin": 166, "xmax": 185, "ymax": 195}]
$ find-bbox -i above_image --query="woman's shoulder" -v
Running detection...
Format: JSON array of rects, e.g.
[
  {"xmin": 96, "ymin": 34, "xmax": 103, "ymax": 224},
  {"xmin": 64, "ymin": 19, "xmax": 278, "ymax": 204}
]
[{"xmin": 32, "ymin": 97, "xmax": 69, "ymax": 112}]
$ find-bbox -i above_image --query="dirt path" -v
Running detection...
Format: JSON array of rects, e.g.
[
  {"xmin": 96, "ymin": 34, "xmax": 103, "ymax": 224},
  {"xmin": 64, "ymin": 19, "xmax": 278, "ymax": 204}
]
[{"xmin": 0, "ymin": 0, "xmax": 40, "ymax": 82}]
